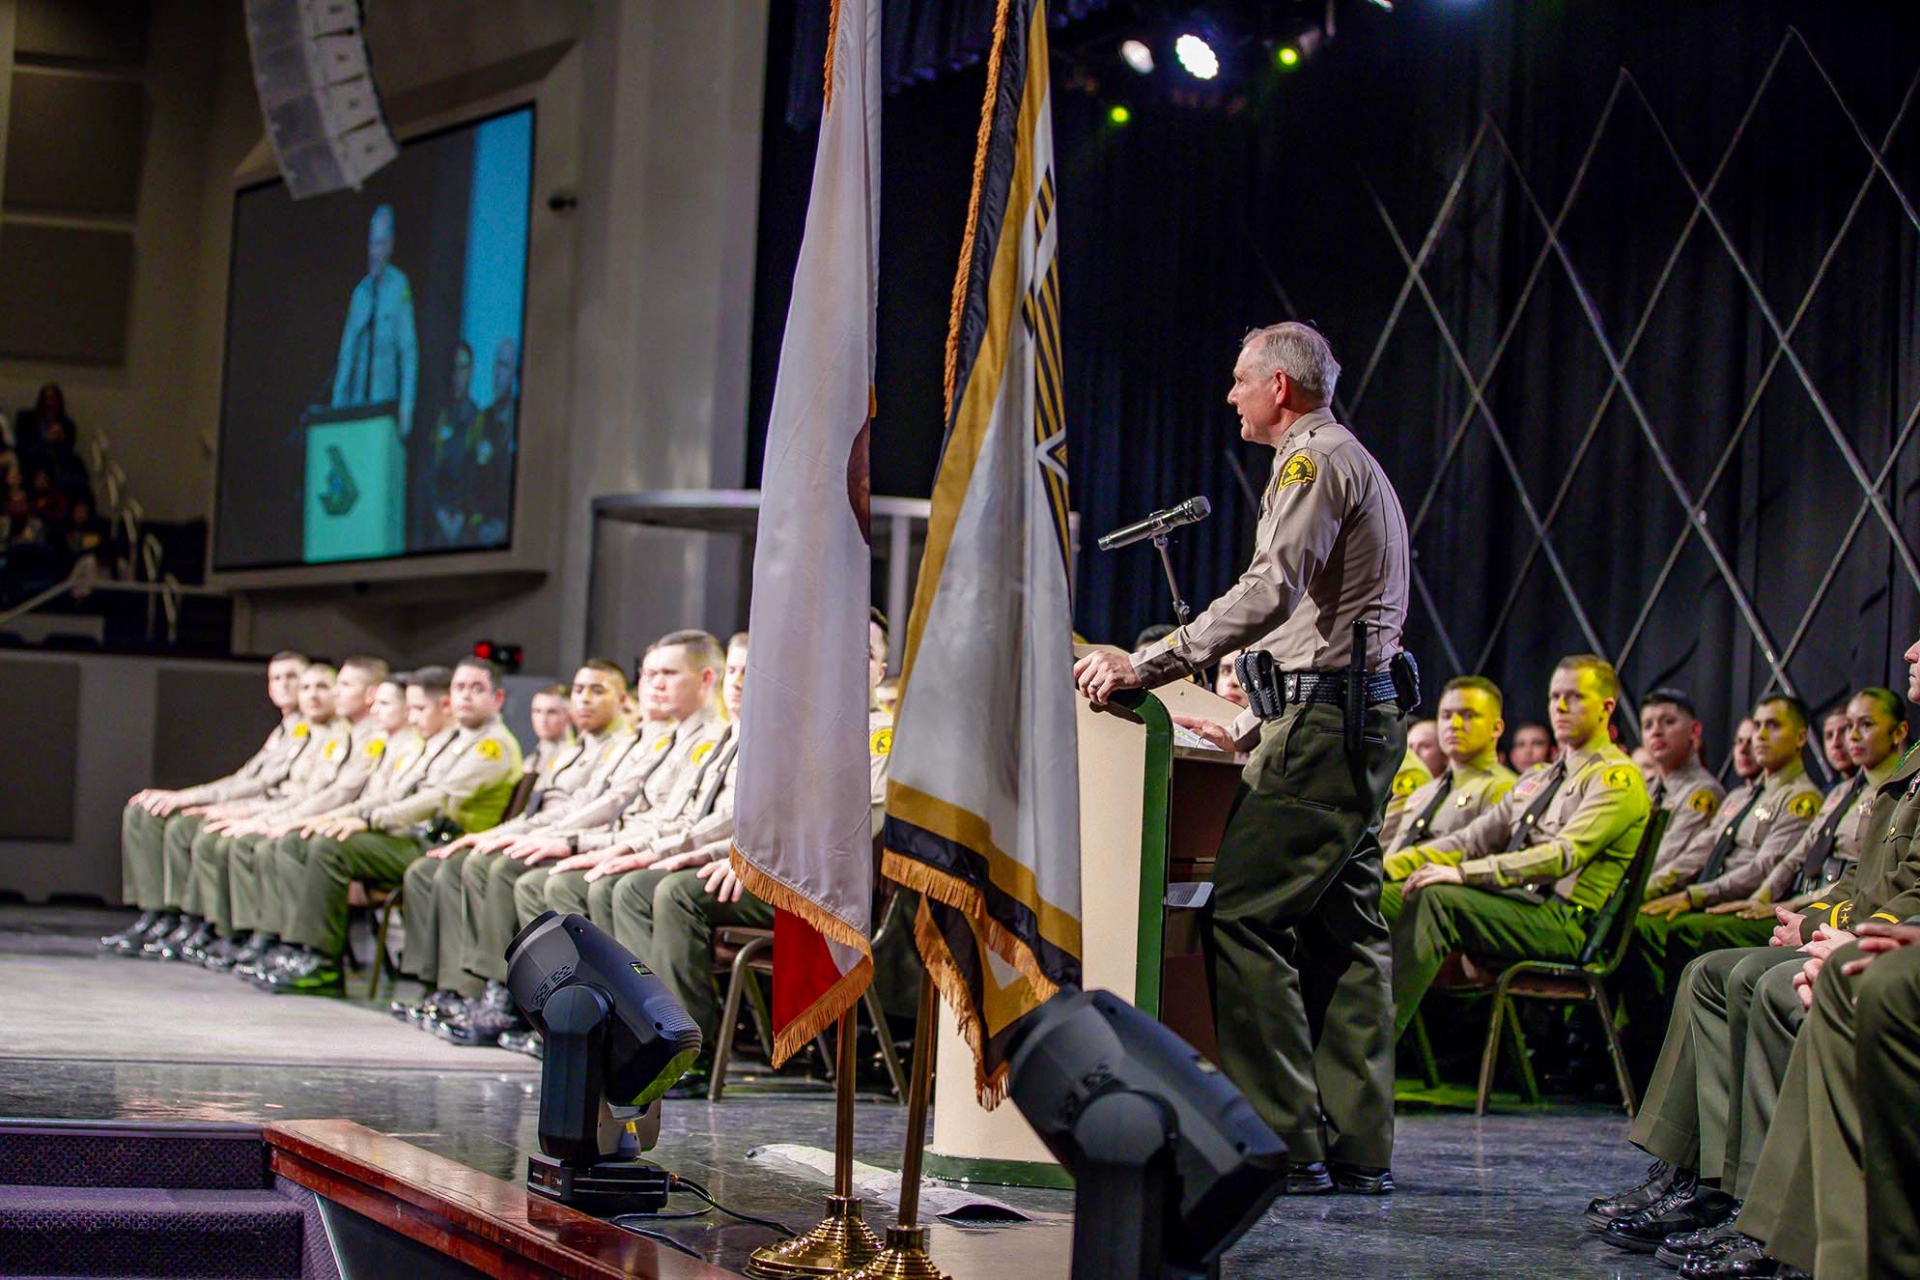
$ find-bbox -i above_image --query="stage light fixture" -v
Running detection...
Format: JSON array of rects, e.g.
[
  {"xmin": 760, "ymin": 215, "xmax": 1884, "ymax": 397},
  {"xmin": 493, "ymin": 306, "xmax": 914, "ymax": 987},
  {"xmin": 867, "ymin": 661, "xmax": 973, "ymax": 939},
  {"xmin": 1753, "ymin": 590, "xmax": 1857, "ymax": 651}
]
[
  {"xmin": 1275, "ymin": 45, "xmax": 1300, "ymax": 69},
  {"xmin": 1119, "ymin": 39, "xmax": 1154, "ymax": 74},
  {"xmin": 1173, "ymin": 33, "xmax": 1219, "ymax": 81},
  {"xmin": 1108, "ymin": 104, "xmax": 1132, "ymax": 126},
  {"xmin": 1366, "ymin": 0, "xmax": 1394, "ymax": 9},
  {"xmin": 506, "ymin": 911, "xmax": 703, "ymax": 1216},
  {"xmin": 1008, "ymin": 988, "xmax": 1287, "ymax": 1280}
]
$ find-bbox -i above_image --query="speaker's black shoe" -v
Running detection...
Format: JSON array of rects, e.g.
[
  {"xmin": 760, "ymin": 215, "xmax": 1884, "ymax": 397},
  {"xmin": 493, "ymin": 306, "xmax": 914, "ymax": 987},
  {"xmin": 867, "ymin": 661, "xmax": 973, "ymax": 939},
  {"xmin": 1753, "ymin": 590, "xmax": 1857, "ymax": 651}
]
[
  {"xmin": 1284, "ymin": 1161, "xmax": 1335, "ymax": 1195},
  {"xmin": 1330, "ymin": 1163, "xmax": 1394, "ymax": 1195},
  {"xmin": 434, "ymin": 981, "xmax": 528, "ymax": 1047},
  {"xmin": 1656, "ymin": 1204, "xmax": 1744, "ymax": 1267},
  {"xmin": 1603, "ymin": 1186, "xmax": 1738, "ymax": 1254},
  {"xmin": 100, "ymin": 910, "xmax": 161, "ymax": 954},
  {"xmin": 1585, "ymin": 1158, "xmax": 1677, "ymax": 1230}
]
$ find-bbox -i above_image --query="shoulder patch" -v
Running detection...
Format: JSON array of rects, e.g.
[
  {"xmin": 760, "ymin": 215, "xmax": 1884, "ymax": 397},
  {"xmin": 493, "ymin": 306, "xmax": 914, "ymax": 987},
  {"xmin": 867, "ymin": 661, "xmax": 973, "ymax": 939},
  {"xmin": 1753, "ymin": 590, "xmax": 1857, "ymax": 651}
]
[
  {"xmin": 1790, "ymin": 791, "xmax": 1819, "ymax": 819},
  {"xmin": 1689, "ymin": 789, "xmax": 1719, "ymax": 817},
  {"xmin": 292, "ymin": 723, "xmax": 310, "ymax": 739},
  {"xmin": 366, "ymin": 739, "xmax": 386, "ymax": 758},
  {"xmin": 1602, "ymin": 765, "xmax": 1637, "ymax": 791},
  {"xmin": 871, "ymin": 727, "xmax": 893, "ymax": 757},
  {"xmin": 324, "ymin": 740, "xmax": 342, "ymax": 759},
  {"xmin": 476, "ymin": 738, "xmax": 503, "ymax": 762},
  {"xmin": 1391, "ymin": 768, "xmax": 1424, "ymax": 797},
  {"xmin": 1277, "ymin": 452, "xmax": 1318, "ymax": 489},
  {"xmin": 652, "ymin": 734, "xmax": 673, "ymax": 753},
  {"xmin": 1515, "ymin": 772, "xmax": 1544, "ymax": 797},
  {"xmin": 691, "ymin": 741, "xmax": 716, "ymax": 765}
]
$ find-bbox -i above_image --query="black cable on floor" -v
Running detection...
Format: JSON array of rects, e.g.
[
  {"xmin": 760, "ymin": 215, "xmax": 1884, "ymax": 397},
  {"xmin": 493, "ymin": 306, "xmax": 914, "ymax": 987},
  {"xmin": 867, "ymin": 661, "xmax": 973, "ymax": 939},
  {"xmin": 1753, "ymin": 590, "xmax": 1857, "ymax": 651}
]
[
  {"xmin": 611, "ymin": 1220, "xmax": 705, "ymax": 1259},
  {"xmin": 670, "ymin": 1174, "xmax": 798, "ymax": 1238}
]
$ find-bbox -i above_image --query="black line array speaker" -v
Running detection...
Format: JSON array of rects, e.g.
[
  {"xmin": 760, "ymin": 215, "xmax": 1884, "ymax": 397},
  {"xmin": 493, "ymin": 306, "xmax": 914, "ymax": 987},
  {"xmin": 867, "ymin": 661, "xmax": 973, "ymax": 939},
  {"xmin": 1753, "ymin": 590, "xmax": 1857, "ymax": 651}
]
[{"xmin": 243, "ymin": 0, "xmax": 397, "ymax": 198}]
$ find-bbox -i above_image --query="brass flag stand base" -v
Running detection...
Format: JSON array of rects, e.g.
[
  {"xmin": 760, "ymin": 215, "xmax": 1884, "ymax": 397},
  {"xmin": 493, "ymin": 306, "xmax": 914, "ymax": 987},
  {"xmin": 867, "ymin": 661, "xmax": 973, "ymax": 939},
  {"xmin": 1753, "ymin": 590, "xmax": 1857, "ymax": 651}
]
[
  {"xmin": 748, "ymin": 1014, "xmax": 882, "ymax": 1278},
  {"xmin": 834, "ymin": 970, "xmax": 950, "ymax": 1280}
]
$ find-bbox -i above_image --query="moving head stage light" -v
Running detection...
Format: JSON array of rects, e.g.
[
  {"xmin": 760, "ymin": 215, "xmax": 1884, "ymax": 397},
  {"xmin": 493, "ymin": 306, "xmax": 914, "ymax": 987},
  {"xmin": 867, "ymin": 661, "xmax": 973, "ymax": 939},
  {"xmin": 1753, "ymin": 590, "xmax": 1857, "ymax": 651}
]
[
  {"xmin": 505, "ymin": 911, "xmax": 702, "ymax": 1214},
  {"xmin": 1008, "ymin": 988, "xmax": 1287, "ymax": 1280}
]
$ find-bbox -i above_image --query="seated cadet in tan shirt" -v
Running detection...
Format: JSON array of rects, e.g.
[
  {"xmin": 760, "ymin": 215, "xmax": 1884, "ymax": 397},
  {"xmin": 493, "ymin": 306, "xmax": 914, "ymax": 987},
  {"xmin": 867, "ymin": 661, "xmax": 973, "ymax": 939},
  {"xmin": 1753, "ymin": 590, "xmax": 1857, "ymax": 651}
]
[{"xmin": 1379, "ymin": 677, "xmax": 1517, "ymax": 923}]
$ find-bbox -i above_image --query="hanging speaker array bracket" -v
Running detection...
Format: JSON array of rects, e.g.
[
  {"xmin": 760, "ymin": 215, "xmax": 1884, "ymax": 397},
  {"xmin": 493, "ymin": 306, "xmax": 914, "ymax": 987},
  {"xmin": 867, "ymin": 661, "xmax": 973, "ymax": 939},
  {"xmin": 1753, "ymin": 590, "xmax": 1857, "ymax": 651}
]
[{"xmin": 245, "ymin": 0, "xmax": 398, "ymax": 198}]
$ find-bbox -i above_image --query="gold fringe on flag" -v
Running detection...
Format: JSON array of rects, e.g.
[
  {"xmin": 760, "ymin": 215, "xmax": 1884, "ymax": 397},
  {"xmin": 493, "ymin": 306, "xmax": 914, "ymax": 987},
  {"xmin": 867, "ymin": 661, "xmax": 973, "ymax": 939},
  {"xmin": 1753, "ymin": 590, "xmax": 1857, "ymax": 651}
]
[{"xmin": 731, "ymin": 845, "xmax": 876, "ymax": 1064}]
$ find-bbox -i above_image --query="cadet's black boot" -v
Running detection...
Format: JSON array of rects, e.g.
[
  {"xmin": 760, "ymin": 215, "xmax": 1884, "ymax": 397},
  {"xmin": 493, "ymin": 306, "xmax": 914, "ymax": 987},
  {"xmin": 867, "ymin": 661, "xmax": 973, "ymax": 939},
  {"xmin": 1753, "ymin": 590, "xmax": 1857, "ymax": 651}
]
[
  {"xmin": 1585, "ymin": 1158, "xmax": 1676, "ymax": 1230},
  {"xmin": 178, "ymin": 922, "xmax": 219, "ymax": 965},
  {"xmin": 434, "ymin": 981, "xmax": 528, "ymax": 1047},
  {"xmin": 263, "ymin": 947, "xmax": 344, "ymax": 995},
  {"xmin": 100, "ymin": 910, "xmax": 161, "ymax": 954},
  {"xmin": 222, "ymin": 932, "xmax": 273, "ymax": 973},
  {"xmin": 145, "ymin": 915, "xmax": 202, "ymax": 961},
  {"xmin": 200, "ymin": 934, "xmax": 247, "ymax": 972},
  {"xmin": 1284, "ymin": 1161, "xmax": 1334, "ymax": 1195},
  {"xmin": 1657, "ymin": 1203, "xmax": 1743, "ymax": 1267},
  {"xmin": 1603, "ymin": 1181, "xmax": 1737, "ymax": 1254},
  {"xmin": 1330, "ymin": 1163, "xmax": 1394, "ymax": 1195},
  {"xmin": 496, "ymin": 1029, "xmax": 543, "ymax": 1058},
  {"xmin": 241, "ymin": 943, "xmax": 297, "ymax": 984},
  {"xmin": 1683, "ymin": 1239, "xmax": 1807, "ymax": 1280}
]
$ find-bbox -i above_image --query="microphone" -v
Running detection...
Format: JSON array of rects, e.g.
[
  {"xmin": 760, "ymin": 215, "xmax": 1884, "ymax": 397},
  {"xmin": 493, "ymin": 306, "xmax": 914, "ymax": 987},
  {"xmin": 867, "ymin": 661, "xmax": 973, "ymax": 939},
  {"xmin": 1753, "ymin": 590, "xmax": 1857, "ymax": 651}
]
[{"xmin": 1097, "ymin": 496, "xmax": 1212, "ymax": 552}]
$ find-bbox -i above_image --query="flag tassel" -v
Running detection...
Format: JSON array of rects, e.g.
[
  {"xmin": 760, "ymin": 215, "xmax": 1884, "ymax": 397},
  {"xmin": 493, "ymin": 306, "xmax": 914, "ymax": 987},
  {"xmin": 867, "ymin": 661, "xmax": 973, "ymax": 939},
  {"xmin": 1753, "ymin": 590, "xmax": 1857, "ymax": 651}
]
[{"xmin": 730, "ymin": 847, "xmax": 876, "ymax": 1064}]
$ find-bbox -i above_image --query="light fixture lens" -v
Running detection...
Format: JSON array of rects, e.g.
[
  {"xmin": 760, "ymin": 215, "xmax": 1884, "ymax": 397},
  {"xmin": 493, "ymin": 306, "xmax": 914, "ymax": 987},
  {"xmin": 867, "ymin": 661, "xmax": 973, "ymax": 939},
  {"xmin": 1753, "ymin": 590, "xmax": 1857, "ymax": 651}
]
[
  {"xmin": 1276, "ymin": 45, "xmax": 1300, "ymax": 68},
  {"xmin": 1119, "ymin": 39, "xmax": 1154, "ymax": 75},
  {"xmin": 1173, "ymin": 33, "xmax": 1219, "ymax": 81},
  {"xmin": 1107, "ymin": 104, "xmax": 1131, "ymax": 126}
]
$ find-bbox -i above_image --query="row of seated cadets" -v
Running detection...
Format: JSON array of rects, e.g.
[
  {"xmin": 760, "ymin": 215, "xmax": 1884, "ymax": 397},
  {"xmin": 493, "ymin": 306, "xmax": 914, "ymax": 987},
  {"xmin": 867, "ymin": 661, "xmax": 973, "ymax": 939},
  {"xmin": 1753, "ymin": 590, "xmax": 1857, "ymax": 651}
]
[{"xmin": 1582, "ymin": 630, "xmax": 1920, "ymax": 1280}]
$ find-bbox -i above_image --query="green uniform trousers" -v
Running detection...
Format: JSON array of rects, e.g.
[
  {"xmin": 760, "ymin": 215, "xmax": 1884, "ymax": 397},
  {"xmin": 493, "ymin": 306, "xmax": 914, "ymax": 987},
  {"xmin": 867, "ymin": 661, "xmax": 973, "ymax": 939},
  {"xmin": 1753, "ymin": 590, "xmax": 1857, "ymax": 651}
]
[
  {"xmin": 610, "ymin": 867, "xmax": 771, "ymax": 1046},
  {"xmin": 1378, "ymin": 880, "xmax": 1404, "ymax": 926},
  {"xmin": 121, "ymin": 804, "xmax": 169, "ymax": 911},
  {"xmin": 284, "ymin": 831, "xmax": 422, "ymax": 959},
  {"xmin": 513, "ymin": 866, "xmax": 618, "ymax": 931},
  {"xmin": 400, "ymin": 848, "xmax": 480, "ymax": 995},
  {"xmin": 187, "ymin": 827, "xmax": 244, "ymax": 935},
  {"xmin": 269, "ymin": 833, "xmax": 319, "ymax": 939},
  {"xmin": 1745, "ymin": 941, "xmax": 1920, "ymax": 1279},
  {"xmin": 163, "ymin": 814, "xmax": 208, "ymax": 911},
  {"xmin": 1628, "ymin": 945, "xmax": 1803, "ymax": 1190},
  {"xmin": 1391, "ymin": 886, "xmax": 1590, "ymax": 1039},
  {"xmin": 1208, "ymin": 700, "xmax": 1403, "ymax": 1169},
  {"xmin": 226, "ymin": 834, "xmax": 279, "ymax": 936},
  {"xmin": 1633, "ymin": 911, "xmax": 1774, "ymax": 999},
  {"xmin": 460, "ymin": 851, "xmax": 543, "ymax": 983}
]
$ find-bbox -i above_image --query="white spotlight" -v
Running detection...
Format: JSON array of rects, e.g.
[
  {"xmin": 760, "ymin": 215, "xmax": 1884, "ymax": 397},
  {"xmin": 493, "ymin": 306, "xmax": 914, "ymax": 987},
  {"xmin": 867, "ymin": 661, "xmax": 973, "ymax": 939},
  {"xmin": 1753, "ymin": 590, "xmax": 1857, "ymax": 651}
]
[
  {"xmin": 1173, "ymin": 32, "xmax": 1219, "ymax": 81},
  {"xmin": 1119, "ymin": 39, "xmax": 1155, "ymax": 74},
  {"xmin": 1366, "ymin": 0, "xmax": 1394, "ymax": 9}
]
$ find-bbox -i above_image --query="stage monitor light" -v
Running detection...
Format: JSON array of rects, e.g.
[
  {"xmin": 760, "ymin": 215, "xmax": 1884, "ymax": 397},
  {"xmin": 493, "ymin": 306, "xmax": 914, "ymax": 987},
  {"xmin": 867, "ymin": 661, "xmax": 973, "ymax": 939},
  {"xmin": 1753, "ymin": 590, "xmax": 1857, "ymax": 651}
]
[
  {"xmin": 1119, "ymin": 39, "xmax": 1155, "ymax": 74},
  {"xmin": 505, "ymin": 911, "xmax": 702, "ymax": 1215},
  {"xmin": 1108, "ymin": 104, "xmax": 1133, "ymax": 126},
  {"xmin": 1008, "ymin": 988, "xmax": 1287, "ymax": 1280},
  {"xmin": 1275, "ymin": 44, "xmax": 1300, "ymax": 69},
  {"xmin": 1173, "ymin": 33, "xmax": 1219, "ymax": 81}
]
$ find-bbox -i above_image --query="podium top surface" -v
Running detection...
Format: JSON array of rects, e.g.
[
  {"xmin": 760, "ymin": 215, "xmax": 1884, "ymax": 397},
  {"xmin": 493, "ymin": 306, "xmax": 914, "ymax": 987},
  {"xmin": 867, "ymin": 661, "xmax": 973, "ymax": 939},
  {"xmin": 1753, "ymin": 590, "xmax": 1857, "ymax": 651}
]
[{"xmin": 593, "ymin": 488, "xmax": 932, "ymax": 534}]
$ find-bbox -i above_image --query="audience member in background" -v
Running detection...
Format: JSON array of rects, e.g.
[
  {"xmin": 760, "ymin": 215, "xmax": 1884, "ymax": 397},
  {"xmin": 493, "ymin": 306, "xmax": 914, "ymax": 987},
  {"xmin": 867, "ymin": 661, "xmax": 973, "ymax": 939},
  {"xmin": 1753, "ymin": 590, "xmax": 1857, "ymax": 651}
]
[
  {"xmin": 1379, "ymin": 677, "xmax": 1516, "ymax": 922},
  {"xmin": 64, "ymin": 495, "xmax": 109, "ymax": 567},
  {"xmin": 2, "ymin": 483, "xmax": 46, "ymax": 548},
  {"xmin": 1631, "ymin": 745, "xmax": 1657, "ymax": 777},
  {"xmin": 1639, "ymin": 690, "xmax": 1728, "ymax": 897},
  {"xmin": 265, "ymin": 660, "xmax": 521, "ymax": 995},
  {"xmin": 527, "ymin": 683, "xmax": 574, "ymax": 773},
  {"xmin": 1388, "ymin": 655, "xmax": 1649, "ymax": 1039},
  {"xmin": 1509, "ymin": 721, "xmax": 1557, "ymax": 772},
  {"xmin": 1407, "ymin": 718, "xmax": 1445, "ymax": 778},
  {"xmin": 101, "ymin": 652, "xmax": 310, "ymax": 958},
  {"xmin": 1214, "ymin": 650, "xmax": 1248, "ymax": 707},
  {"xmin": 12, "ymin": 382, "xmax": 75, "ymax": 465},
  {"xmin": 1821, "ymin": 705, "xmax": 1858, "ymax": 786},
  {"xmin": 1634, "ymin": 697, "xmax": 1820, "ymax": 994},
  {"xmin": 875, "ymin": 675, "xmax": 901, "ymax": 719}
]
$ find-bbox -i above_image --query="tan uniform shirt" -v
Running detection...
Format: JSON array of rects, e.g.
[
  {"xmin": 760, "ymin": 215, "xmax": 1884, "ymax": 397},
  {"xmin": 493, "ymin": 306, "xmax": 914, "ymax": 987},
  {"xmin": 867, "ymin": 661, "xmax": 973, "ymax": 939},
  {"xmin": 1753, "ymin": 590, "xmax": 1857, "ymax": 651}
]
[
  {"xmin": 538, "ymin": 718, "xmax": 678, "ymax": 835},
  {"xmin": 489, "ymin": 725, "xmax": 637, "ymax": 834},
  {"xmin": 530, "ymin": 735, "xmax": 572, "ymax": 777},
  {"xmin": 1686, "ymin": 760, "xmax": 1821, "ymax": 908},
  {"xmin": 1381, "ymin": 756, "xmax": 1518, "ymax": 856},
  {"xmin": 1759, "ymin": 755, "xmax": 1897, "ymax": 906},
  {"xmin": 578, "ymin": 709, "xmax": 728, "ymax": 851},
  {"xmin": 1379, "ymin": 751, "xmax": 1433, "ymax": 843},
  {"xmin": 245, "ymin": 717, "xmax": 349, "ymax": 815},
  {"xmin": 364, "ymin": 717, "xmax": 521, "ymax": 832},
  {"xmin": 1128, "ymin": 408, "xmax": 1410, "ymax": 746},
  {"xmin": 272, "ymin": 719, "xmax": 391, "ymax": 821},
  {"xmin": 1643, "ymin": 758, "xmax": 1728, "ymax": 896},
  {"xmin": 178, "ymin": 715, "xmax": 307, "ymax": 805},
  {"xmin": 1401, "ymin": 740, "xmax": 1650, "ymax": 912}
]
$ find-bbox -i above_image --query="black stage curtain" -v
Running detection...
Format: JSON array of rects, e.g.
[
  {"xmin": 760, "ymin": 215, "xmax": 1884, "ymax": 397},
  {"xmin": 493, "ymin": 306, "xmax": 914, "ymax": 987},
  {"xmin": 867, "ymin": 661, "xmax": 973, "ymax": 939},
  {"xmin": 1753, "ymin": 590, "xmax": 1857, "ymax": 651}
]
[{"xmin": 749, "ymin": 0, "xmax": 1920, "ymax": 762}]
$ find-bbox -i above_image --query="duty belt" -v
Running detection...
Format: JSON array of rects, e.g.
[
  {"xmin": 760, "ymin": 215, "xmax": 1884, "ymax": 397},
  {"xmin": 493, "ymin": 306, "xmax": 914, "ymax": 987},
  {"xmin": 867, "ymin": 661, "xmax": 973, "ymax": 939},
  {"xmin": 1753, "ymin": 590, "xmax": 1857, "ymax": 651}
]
[{"xmin": 1283, "ymin": 670, "xmax": 1398, "ymax": 709}]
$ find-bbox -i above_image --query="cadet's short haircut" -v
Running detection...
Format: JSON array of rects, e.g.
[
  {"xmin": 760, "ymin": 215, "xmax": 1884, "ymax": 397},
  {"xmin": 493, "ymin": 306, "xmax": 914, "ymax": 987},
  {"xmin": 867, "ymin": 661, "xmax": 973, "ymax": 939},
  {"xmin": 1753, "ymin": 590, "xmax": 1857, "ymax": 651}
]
[
  {"xmin": 302, "ymin": 662, "xmax": 338, "ymax": 680},
  {"xmin": 341, "ymin": 655, "xmax": 390, "ymax": 683},
  {"xmin": 869, "ymin": 608, "xmax": 889, "ymax": 643},
  {"xmin": 1554, "ymin": 653, "xmax": 1620, "ymax": 702},
  {"xmin": 579, "ymin": 658, "xmax": 627, "ymax": 691},
  {"xmin": 1442, "ymin": 675, "xmax": 1503, "ymax": 711},
  {"xmin": 1241, "ymin": 321, "xmax": 1342, "ymax": 405},
  {"xmin": 455, "ymin": 655, "xmax": 504, "ymax": 690},
  {"xmin": 384, "ymin": 671, "xmax": 412, "ymax": 691},
  {"xmin": 656, "ymin": 629, "xmax": 725, "ymax": 676},
  {"xmin": 727, "ymin": 632, "xmax": 749, "ymax": 651},
  {"xmin": 269, "ymin": 650, "xmax": 310, "ymax": 669},
  {"xmin": 1643, "ymin": 687, "xmax": 1698, "ymax": 720},
  {"xmin": 409, "ymin": 666, "xmax": 454, "ymax": 698},
  {"xmin": 1755, "ymin": 694, "xmax": 1810, "ymax": 732},
  {"xmin": 535, "ymin": 683, "xmax": 567, "ymax": 701},
  {"xmin": 1135, "ymin": 623, "xmax": 1177, "ymax": 650},
  {"xmin": 1854, "ymin": 687, "xmax": 1908, "ymax": 729}
]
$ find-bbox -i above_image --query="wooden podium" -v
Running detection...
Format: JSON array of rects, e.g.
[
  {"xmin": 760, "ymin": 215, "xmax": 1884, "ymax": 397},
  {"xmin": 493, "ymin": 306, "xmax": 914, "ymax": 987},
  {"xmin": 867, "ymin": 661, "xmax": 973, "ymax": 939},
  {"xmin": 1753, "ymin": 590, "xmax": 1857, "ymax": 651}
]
[{"xmin": 921, "ymin": 650, "xmax": 1245, "ymax": 1188}]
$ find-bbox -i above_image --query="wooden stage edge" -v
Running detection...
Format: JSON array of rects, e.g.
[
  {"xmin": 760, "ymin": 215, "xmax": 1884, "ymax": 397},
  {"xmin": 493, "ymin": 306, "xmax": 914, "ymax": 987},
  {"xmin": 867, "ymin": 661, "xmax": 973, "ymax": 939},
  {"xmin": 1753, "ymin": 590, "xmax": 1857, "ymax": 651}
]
[{"xmin": 265, "ymin": 1119, "xmax": 740, "ymax": 1280}]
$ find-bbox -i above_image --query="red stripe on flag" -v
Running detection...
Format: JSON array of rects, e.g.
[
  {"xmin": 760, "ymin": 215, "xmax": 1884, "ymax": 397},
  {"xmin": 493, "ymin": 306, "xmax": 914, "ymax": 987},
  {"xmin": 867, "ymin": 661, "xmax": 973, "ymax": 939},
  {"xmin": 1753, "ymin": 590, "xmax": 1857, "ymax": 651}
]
[{"xmin": 772, "ymin": 907, "xmax": 842, "ymax": 1035}]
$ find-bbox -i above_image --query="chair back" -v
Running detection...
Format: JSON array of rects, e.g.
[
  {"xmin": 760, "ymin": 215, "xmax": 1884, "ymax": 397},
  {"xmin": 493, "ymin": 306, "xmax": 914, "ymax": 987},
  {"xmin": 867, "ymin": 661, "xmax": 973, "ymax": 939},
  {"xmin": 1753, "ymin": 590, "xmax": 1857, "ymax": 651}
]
[{"xmin": 1577, "ymin": 808, "xmax": 1670, "ymax": 971}]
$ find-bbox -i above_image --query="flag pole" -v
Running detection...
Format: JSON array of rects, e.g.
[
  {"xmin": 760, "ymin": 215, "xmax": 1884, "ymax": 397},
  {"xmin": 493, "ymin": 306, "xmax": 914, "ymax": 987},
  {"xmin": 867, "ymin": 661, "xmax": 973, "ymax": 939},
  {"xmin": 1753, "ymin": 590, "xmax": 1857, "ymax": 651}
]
[
  {"xmin": 747, "ymin": 1011, "xmax": 882, "ymax": 1278},
  {"xmin": 835, "ymin": 967, "xmax": 949, "ymax": 1280}
]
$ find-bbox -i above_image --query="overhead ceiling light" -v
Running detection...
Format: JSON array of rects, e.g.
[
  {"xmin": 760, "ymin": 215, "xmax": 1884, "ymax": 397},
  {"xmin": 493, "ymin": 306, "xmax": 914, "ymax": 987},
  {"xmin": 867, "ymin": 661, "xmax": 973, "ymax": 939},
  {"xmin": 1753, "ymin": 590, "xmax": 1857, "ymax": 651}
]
[
  {"xmin": 1119, "ymin": 39, "xmax": 1154, "ymax": 74},
  {"xmin": 1173, "ymin": 32, "xmax": 1219, "ymax": 81}
]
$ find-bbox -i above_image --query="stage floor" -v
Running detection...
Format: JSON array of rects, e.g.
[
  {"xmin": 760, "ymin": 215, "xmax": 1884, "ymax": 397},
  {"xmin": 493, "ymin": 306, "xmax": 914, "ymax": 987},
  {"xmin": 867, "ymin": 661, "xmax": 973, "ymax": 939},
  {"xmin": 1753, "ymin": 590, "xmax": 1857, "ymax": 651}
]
[{"xmin": 4, "ymin": 906, "xmax": 1673, "ymax": 1278}]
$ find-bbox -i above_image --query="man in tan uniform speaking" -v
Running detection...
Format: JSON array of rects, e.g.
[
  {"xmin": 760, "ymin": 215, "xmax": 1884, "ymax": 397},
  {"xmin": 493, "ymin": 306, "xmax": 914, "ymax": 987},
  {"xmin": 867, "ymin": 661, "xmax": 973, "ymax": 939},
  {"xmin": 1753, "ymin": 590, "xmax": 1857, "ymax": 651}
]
[{"xmin": 1075, "ymin": 321, "xmax": 1412, "ymax": 1195}]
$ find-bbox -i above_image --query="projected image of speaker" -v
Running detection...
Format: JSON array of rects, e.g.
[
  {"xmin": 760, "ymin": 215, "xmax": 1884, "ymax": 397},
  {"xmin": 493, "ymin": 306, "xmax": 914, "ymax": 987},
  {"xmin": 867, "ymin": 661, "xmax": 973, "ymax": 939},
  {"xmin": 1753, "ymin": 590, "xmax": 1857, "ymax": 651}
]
[{"xmin": 245, "ymin": 0, "xmax": 398, "ymax": 199}]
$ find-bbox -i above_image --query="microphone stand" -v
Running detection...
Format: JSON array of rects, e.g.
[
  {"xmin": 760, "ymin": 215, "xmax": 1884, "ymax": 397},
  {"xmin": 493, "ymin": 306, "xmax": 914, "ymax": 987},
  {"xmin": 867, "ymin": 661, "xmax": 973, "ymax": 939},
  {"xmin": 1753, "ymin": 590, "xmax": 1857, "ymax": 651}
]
[{"xmin": 1152, "ymin": 532, "xmax": 1190, "ymax": 627}]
